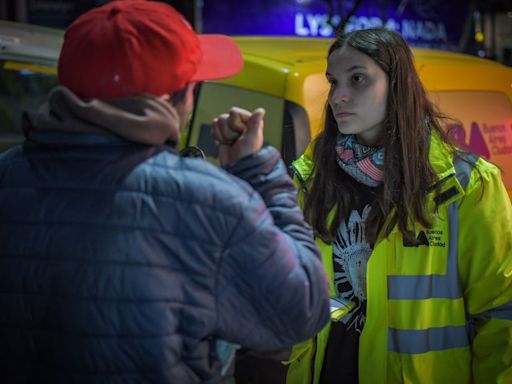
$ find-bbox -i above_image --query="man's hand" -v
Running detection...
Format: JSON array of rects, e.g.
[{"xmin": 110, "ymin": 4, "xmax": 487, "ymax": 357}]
[{"xmin": 211, "ymin": 107, "xmax": 265, "ymax": 166}]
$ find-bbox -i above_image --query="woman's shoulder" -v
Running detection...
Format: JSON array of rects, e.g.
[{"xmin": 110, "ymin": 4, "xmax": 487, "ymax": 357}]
[
  {"xmin": 469, "ymin": 155, "xmax": 504, "ymax": 193},
  {"xmin": 291, "ymin": 142, "xmax": 315, "ymax": 179}
]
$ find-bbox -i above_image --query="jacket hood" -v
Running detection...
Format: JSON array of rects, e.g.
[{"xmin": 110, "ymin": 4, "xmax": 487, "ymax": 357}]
[{"xmin": 23, "ymin": 86, "xmax": 182, "ymax": 146}]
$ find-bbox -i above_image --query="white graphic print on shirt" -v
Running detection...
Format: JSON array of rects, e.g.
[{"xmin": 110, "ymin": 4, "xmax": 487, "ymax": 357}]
[{"xmin": 333, "ymin": 204, "xmax": 372, "ymax": 333}]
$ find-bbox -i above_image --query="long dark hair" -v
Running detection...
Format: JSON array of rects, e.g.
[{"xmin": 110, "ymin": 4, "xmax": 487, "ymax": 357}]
[{"xmin": 303, "ymin": 27, "xmax": 455, "ymax": 245}]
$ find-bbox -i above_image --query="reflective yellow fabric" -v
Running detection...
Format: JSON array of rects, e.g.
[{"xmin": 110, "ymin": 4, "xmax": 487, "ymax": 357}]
[
  {"xmin": 387, "ymin": 298, "xmax": 466, "ymax": 329},
  {"xmin": 286, "ymin": 134, "xmax": 512, "ymax": 384}
]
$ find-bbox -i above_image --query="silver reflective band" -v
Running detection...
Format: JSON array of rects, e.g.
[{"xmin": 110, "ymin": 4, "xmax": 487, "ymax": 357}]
[
  {"xmin": 387, "ymin": 153, "xmax": 478, "ymax": 300},
  {"xmin": 388, "ymin": 326, "xmax": 469, "ymax": 354},
  {"xmin": 453, "ymin": 152, "xmax": 478, "ymax": 190},
  {"xmin": 387, "ymin": 153, "xmax": 479, "ymax": 354},
  {"xmin": 387, "ymin": 202, "xmax": 462, "ymax": 300}
]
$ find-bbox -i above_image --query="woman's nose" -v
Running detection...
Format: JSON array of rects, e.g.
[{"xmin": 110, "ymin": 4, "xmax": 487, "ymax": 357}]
[{"xmin": 330, "ymin": 86, "xmax": 350, "ymax": 104}]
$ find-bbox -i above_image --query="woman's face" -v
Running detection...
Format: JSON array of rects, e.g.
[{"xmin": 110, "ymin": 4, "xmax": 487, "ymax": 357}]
[{"xmin": 326, "ymin": 45, "xmax": 388, "ymax": 146}]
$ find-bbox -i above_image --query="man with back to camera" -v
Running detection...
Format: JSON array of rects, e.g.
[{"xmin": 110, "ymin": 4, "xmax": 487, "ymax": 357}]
[{"xmin": 0, "ymin": 0, "xmax": 330, "ymax": 382}]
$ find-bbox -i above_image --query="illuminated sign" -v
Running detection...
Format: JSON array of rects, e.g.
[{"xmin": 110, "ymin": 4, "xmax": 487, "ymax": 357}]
[{"xmin": 203, "ymin": 0, "xmax": 469, "ymax": 50}]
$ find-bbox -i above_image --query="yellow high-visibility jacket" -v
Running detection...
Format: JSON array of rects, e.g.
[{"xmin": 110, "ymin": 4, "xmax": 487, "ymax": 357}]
[{"xmin": 286, "ymin": 133, "xmax": 512, "ymax": 384}]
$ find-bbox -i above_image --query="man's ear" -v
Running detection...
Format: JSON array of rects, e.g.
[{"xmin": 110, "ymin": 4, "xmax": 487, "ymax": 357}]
[
  {"xmin": 158, "ymin": 94, "xmax": 171, "ymax": 103},
  {"xmin": 165, "ymin": 82, "xmax": 197, "ymax": 107},
  {"xmin": 183, "ymin": 82, "xmax": 197, "ymax": 106}
]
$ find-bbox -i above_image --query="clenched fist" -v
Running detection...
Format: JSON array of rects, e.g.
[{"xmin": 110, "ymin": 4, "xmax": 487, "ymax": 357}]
[{"xmin": 212, "ymin": 107, "xmax": 266, "ymax": 166}]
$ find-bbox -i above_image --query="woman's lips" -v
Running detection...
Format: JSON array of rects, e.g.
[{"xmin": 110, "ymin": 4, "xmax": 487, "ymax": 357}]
[{"xmin": 335, "ymin": 112, "xmax": 354, "ymax": 118}]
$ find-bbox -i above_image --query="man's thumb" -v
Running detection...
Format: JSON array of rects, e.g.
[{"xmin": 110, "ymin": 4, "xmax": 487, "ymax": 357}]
[{"xmin": 247, "ymin": 108, "xmax": 266, "ymax": 131}]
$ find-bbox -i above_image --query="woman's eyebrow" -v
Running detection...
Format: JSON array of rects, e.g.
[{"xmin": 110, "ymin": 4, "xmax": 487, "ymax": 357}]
[
  {"xmin": 346, "ymin": 65, "xmax": 366, "ymax": 72},
  {"xmin": 326, "ymin": 65, "xmax": 367, "ymax": 77}
]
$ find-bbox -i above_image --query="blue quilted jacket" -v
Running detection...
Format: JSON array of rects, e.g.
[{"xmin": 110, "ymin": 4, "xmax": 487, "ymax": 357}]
[{"xmin": 0, "ymin": 132, "xmax": 329, "ymax": 383}]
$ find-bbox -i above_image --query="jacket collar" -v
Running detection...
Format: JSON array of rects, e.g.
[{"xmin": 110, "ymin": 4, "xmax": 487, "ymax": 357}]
[
  {"xmin": 291, "ymin": 132, "xmax": 466, "ymax": 208},
  {"xmin": 23, "ymin": 86, "xmax": 181, "ymax": 147}
]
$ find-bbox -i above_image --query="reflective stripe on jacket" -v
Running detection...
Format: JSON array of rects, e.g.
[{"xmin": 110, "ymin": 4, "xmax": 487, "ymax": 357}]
[{"xmin": 286, "ymin": 133, "xmax": 512, "ymax": 384}]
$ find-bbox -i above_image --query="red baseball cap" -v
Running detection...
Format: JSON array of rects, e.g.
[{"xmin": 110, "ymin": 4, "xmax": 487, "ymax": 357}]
[{"xmin": 58, "ymin": 0, "xmax": 243, "ymax": 99}]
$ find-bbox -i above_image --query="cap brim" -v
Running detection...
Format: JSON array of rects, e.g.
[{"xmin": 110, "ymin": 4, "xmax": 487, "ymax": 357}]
[{"xmin": 192, "ymin": 35, "xmax": 244, "ymax": 82}]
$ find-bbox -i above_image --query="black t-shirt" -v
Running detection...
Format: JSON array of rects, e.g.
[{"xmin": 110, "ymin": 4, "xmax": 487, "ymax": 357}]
[{"xmin": 319, "ymin": 185, "xmax": 376, "ymax": 384}]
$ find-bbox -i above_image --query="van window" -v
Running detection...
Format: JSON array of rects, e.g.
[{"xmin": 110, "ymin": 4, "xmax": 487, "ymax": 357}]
[
  {"xmin": 430, "ymin": 91, "xmax": 512, "ymax": 192},
  {"xmin": 0, "ymin": 60, "xmax": 58, "ymax": 151},
  {"xmin": 282, "ymin": 100, "xmax": 310, "ymax": 166}
]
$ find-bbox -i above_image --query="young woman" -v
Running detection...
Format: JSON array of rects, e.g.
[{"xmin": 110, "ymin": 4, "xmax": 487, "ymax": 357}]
[{"xmin": 286, "ymin": 27, "xmax": 512, "ymax": 384}]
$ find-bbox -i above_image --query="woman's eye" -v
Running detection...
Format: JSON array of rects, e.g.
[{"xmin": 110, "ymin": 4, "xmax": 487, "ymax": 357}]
[{"xmin": 352, "ymin": 74, "xmax": 365, "ymax": 83}]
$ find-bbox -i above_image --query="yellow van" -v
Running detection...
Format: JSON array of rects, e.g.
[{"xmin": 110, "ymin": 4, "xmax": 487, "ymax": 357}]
[
  {"xmin": 189, "ymin": 37, "xmax": 512, "ymax": 200},
  {"xmin": 1, "ymin": 21, "xmax": 511, "ymax": 198},
  {"xmin": 0, "ymin": 21, "xmax": 61, "ymax": 151}
]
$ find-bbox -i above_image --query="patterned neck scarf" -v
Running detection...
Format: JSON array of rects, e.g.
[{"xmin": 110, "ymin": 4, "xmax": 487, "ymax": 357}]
[{"xmin": 335, "ymin": 134, "xmax": 385, "ymax": 187}]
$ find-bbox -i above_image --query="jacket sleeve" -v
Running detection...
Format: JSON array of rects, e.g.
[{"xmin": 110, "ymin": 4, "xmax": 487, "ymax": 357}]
[
  {"xmin": 458, "ymin": 161, "xmax": 512, "ymax": 383},
  {"xmin": 216, "ymin": 146, "xmax": 330, "ymax": 351}
]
